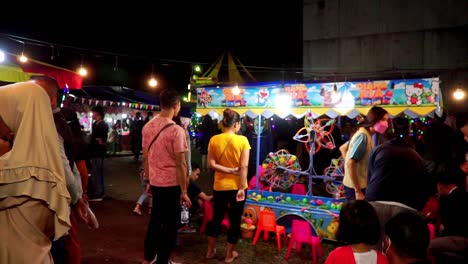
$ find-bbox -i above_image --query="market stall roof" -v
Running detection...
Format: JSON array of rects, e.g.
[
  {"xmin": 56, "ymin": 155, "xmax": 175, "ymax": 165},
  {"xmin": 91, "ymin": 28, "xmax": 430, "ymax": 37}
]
[
  {"xmin": 195, "ymin": 77, "xmax": 442, "ymax": 119},
  {"xmin": 0, "ymin": 52, "xmax": 83, "ymax": 89},
  {"xmin": 69, "ymin": 85, "xmax": 159, "ymax": 105}
]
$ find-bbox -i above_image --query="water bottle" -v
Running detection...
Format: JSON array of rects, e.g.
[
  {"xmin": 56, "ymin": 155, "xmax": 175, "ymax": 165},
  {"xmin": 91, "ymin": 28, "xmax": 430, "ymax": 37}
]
[{"xmin": 181, "ymin": 202, "xmax": 189, "ymax": 225}]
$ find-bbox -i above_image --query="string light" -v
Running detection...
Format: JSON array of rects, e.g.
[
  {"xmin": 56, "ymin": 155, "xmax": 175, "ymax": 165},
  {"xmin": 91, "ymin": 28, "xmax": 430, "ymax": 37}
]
[
  {"xmin": 148, "ymin": 77, "xmax": 158, "ymax": 88},
  {"xmin": 78, "ymin": 55, "xmax": 88, "ymax": 77},
  {"xmin": 18, "ymin": 53, "xmax": 28, "ymax": 63},
  {"xmin": 18, "ymin": 43, "xmax": 28, "ymax": 63},
  {"xmin": 78, "ymin": 67, "xmax": 88, "ymax": 77},
  {"xmin": 453, "ymin": 88, "xmax": 465, "ymax": 100},
  {"xmin": 148, "ymin": 63, "xmax": 158, "ymax": 88}
]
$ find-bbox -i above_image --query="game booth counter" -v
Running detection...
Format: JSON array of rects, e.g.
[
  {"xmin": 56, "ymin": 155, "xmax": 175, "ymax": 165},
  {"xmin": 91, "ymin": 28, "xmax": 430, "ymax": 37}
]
[{"xmin": 196, "ymin": 77, "xmax": 441, "ymax": 241}]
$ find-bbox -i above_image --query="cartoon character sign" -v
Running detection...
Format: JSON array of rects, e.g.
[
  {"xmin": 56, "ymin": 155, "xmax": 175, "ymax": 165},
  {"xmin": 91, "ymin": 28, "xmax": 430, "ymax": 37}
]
[
  {"xmin": 405, "ymin": 83, "xmax": 424, "ymax": 105},
  {"xmin": 197, "ymin": 88, "xmax": 212, "ymax": 108},
  {"xmin": 320, "ymin": 85, "xmax": 341, "ymax": 107},
  {"xmin": 257, "ymin": 88, "xmax": 270, "ymax": 106}
]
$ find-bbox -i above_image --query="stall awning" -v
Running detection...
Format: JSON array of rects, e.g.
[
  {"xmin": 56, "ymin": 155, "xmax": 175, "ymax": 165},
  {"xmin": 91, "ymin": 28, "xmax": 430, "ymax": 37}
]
[
  {"xmin": 0, "ymin": 53, "xmax": 83, "ymax": 89},
  {"xmin": 195, "ymin": 78, "xmax": 442, "ymax": 119}
]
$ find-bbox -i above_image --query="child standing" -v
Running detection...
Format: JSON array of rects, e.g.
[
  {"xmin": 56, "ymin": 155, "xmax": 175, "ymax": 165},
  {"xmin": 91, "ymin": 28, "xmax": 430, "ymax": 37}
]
[
  {"xmin": 325, "ymin": 200, "xmax": 388, "ymax": 264},
  {"xmin": 133, "ymin": 167, "xmax": 152, "ymax": 215}
]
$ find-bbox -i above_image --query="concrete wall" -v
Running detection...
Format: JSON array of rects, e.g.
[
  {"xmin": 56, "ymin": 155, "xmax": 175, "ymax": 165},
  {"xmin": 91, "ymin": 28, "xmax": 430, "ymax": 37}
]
[
  {"xmin": 303, "ymin": 0, "xmax": 468, "ymax": 72},
  {"xmin": 303, "ymin": 0, "xmax": 468, "ymax": 111}
]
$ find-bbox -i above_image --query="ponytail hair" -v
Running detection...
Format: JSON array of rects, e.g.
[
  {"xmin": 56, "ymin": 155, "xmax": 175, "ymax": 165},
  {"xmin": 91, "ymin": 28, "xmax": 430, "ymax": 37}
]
[{"xmin": 222, "ymin": 108, "xmax": 240, "ymax": 128}]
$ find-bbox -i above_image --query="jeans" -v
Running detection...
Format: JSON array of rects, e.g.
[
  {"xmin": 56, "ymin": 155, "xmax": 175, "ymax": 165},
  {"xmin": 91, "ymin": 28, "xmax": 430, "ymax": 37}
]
[
  {"xmin": 90, "ymin": 158, "xmax": 105, "ymax": 198},
  {"xmin": 144, "ymin": 186, "xmax": 181, "ymax": 264}
]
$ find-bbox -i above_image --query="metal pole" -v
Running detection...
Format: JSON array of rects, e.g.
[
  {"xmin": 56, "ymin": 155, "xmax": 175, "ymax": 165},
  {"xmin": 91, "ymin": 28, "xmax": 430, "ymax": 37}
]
[
  {"xmin": 308, "ymin": 129, "xmax": 316, "ymax": 197},
  {"xmin": 255, "ymin": 115, "xmax": 262, "ymax": 191}
]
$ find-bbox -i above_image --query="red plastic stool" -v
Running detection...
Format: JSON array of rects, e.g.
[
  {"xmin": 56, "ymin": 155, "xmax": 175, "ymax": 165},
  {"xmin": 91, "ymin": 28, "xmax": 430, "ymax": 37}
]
[{"xmin": 252, "ymin": 210, "xmax": 287, "ymax": 250}]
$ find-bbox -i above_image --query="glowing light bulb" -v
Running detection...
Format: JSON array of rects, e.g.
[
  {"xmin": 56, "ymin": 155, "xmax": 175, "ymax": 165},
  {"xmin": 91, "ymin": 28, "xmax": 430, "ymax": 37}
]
[
  {"xmin": 78, "ymin": 67, "xmax": 88, "ymax": 77},
  {"xmin": 232, "ymin": 86, "xmax": 240, "ymax": 95},
  {"xmin": 148, "ymin": 77, "xmax": 158, "ymax": 87},
  {"xmin": 0, "ymin": 50, "xmax": 5, "ymax": 63},
  {"xmin": 453, "ymin": 88, "xmax": 465, "ymax": 100},
  {"xmin": 18, "ymin": 54, "xmax": 28, "ymax": 63}
]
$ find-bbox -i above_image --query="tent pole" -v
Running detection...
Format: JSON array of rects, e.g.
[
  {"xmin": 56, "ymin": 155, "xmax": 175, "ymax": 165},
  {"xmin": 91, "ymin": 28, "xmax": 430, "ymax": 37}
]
[{"xmin": 255, "ymin": 115, "xmax": 262, "ymax": 191}]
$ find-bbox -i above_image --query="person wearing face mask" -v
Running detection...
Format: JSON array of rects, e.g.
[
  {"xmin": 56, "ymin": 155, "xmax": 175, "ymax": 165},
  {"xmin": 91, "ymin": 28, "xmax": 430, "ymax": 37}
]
[
  {"xmin": 342, "ymin": 106, "xmax": 389, "ymax": 200},
  {"xmin": 366, "ymin": 117, "xmax": 431, "ymax": 250},
  {"xmin": 366, "ymin": 116, "xmax": 430, "ymax": 210},
  {"xmin": 383, "ymin": 211, "xmax": 431, "ymax": 264}
]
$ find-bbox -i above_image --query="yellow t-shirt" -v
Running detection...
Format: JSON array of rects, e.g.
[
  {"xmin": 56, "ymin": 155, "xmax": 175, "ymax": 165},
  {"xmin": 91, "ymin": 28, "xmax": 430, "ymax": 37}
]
[{"xmin": 208, "ymin": 133, "xmax": 251, "ymax": 191}]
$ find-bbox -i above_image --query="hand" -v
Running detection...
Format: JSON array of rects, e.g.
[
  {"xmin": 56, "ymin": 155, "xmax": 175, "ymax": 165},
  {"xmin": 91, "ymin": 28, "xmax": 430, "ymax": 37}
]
[
  {"xmin": 180, "ymin": 193, "xmax": 192, "ymax": 208},
  {"xmin": 74, "ymin": 199, "xmax": 89, "ymax": 224},
  {"xmin": 236, "ymin": 189, "xmax": 245, "ymax": 202},
  {"xmin": 145, "ymin": 183, "xmax": 152, "ymax": 195},
  {"xmin": 230, "ymin": 167, "xmax": 240, "ymax": 175},
  {"xmin": 355, "ymin": 191, "xmax": 365, "ymax": 200}
]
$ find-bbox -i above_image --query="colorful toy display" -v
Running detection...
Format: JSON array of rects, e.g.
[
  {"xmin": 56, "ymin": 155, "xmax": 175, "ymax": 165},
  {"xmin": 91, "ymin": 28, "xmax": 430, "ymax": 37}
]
[
  {"xmin": 293, "ymin": 111, "xmax": 336, "ymax": 154},
  {"xmin": 261, "ymin": 149, "xmax": 302, "ymax": 191},
  {"xmin": 245, "ymin": 190, "xmax": 344, "ymax": 240}
]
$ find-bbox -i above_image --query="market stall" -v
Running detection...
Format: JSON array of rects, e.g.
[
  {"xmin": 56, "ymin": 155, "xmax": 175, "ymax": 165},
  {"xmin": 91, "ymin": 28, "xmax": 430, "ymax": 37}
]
[
  {"xmin": 196, "ymin": 77, "xmax": 441, "ymax": 241},
  {"xmin": 0, "ymin": 52, "xmax": 82, "ymax": 89},
  {"xmin": 66, "ymin": 85, "xmax": 160, "ymax": 151}
]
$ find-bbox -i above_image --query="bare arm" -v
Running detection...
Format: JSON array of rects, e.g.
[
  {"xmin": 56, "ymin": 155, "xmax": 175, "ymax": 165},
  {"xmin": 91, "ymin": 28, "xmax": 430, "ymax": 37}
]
[
  {"xmin": 339, "ymin": 141, "xmax": 349, "ymax": 159},
  {"xmin": 208, "ymin": 150, "xmax": 239, "ymax": 174},
  {"xmin": 239, "ymin": 148, "xmax": 250, "ymax": 188},
  {"xmin": 198, "ymin": 192, "xmax": 213, "ymax": 201},
  {"xmin": 176, "ymin": 151, "xmax": 191, "ymax": 207},
  {"xmin": 347, "ymin": 159, "xmax": 364, "ymax": 200}
]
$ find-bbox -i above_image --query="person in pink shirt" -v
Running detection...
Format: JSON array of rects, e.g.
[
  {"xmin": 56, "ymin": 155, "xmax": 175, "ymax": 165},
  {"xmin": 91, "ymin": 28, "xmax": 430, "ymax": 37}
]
[{"xmin": 142, "ymin": 89, "xmax": 192, "ymax": 264}]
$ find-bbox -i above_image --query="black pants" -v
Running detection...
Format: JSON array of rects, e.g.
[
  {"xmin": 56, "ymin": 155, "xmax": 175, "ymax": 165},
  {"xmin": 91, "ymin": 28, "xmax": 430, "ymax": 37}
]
[
  {"xmin": 206, "ymin": 190, "xmax": 246, "ymax": 244},
  {"xmin": 144, "ymin": 186, "xmax": 181, "ymax": 264}
]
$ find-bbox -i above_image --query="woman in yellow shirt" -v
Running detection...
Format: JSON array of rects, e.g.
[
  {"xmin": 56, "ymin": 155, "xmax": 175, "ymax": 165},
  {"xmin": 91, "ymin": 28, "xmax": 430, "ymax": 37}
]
[{"xmin": 205, "ymin": 109, "xmax": 250, "ymax": 263}]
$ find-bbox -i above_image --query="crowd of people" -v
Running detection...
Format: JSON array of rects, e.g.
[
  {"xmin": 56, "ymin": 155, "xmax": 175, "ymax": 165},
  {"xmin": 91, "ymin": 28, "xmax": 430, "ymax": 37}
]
[{"xmin": 1, "ymin": 76, "xmax": 467, "ymax": 264}]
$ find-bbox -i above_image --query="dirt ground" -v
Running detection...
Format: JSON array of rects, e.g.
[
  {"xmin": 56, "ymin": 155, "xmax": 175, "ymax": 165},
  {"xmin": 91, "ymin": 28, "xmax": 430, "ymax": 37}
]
[{"xmin": 78, "ymin": 155, "xmax": 333, "ymax": 264}]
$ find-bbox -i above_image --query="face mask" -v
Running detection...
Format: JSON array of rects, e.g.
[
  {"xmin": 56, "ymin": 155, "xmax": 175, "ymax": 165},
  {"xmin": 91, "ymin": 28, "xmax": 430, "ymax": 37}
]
[{"xmin": 373, "ymin": 120, "xmax": 389, "ymax": 134}]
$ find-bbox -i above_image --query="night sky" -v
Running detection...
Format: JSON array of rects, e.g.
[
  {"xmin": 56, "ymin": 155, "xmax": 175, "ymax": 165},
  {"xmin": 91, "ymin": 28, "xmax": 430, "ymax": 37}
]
[{"xmin": 0, "ymin": 2, "xmax": 303, "ymax": 94}]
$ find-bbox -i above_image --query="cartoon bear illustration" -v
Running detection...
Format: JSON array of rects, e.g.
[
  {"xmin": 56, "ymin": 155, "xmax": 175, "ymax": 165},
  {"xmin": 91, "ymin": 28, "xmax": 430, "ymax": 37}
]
[{"xmin": 405, "ymin": 83, "xmax": 424, "ymax": 105}]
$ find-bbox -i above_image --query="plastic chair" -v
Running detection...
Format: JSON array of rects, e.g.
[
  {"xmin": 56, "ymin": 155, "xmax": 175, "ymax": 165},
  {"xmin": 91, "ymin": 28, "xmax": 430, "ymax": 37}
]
[
  {"xmin": 427, "ymin": 223, "xmax": 435, "ymax": 240},
  {"xmin": 252, "ymin": 210, "xmax": 287, "ymax": 250},
  {"xmin": 199, "ymin": 200, "xmax": 229, "ymax": 234},
  {"xmin": 292, "ymin": 184, "xmax": 307, "ymax": 195},
  {"xmin": 285, "ymin": 219, "xmax": 322, "ymax": 264}
]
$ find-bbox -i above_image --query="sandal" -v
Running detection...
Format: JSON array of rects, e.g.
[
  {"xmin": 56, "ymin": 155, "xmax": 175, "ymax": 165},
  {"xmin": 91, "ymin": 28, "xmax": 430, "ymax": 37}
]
[
  {"xmin": 206, "ymin": 248, "xmax": 216, "ymax": 259},
  {"xmin": 225, "ymin": 251, "xmax": 238, "ymax": 263}
]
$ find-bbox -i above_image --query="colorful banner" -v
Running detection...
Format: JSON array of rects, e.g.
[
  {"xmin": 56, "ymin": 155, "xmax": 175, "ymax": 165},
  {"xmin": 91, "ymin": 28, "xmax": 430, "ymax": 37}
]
[{"xmin": 196, "ymin": 78, "xmax": 440, "ymax": 117}]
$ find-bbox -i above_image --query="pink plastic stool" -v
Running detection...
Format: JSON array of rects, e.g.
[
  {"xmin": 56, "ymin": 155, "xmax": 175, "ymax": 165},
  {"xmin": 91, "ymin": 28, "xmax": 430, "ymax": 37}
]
[
  {"xmin": 285, "ymin": 219, "xmax": 322, "ymax": 264},
  {"xmin": 292, "ymin": 184, "xmax": 306, "ymax": 195},
  {"xmin": 199, "ymin": 200, "xmax": 229, "ymax": 234}
]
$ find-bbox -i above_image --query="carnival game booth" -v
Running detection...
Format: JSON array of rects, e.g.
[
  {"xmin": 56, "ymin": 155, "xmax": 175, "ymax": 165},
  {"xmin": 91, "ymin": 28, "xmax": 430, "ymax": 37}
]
[{"xmin": 196, "ymin": 77, "xmax": 441, "ymax": 241}]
